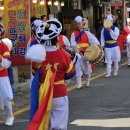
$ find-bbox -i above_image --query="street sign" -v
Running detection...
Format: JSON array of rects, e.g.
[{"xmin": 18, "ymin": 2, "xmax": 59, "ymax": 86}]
[{"xmin": 111, "ymin": 0, "xmax": 122, "ymax": 6}]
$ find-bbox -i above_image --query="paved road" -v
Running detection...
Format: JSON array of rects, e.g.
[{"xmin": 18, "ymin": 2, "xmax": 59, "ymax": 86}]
[
  {"xmin": 68, "ymin": 64, "xmax": 130, "ymax": 130},
  {"xmin": 0, "ymin": 55, "xmax": 130, "ymax": 130}
]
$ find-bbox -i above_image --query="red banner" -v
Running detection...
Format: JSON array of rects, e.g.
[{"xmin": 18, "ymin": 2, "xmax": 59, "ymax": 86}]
[{"xmin": 4, "ymin": 0, "xmax": 30, "ymax": 65}]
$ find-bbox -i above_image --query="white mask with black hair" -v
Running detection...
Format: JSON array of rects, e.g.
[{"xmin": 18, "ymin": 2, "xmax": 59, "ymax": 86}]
[{"xmin": 36, "ymin": 18, "xmax": 62, "ymax": 40}]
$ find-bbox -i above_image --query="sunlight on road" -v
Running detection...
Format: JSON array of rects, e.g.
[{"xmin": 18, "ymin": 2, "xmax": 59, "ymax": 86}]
[{"xmin": 70, "ymin": 118, "xmax": 130, "ymax": 127}]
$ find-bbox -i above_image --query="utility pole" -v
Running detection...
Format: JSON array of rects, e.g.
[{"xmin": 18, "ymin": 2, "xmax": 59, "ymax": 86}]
[
  {"xmin": 123, "ymin": 0, "xmax": 126, "ymax": 27},
  {"xmin": 68, "ymin": 0, "xmax": 70, "ymax": 11}
]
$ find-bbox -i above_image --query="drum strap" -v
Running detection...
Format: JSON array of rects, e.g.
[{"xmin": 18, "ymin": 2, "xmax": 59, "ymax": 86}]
[
  {"xmin": 75, "ymin": 30, "xmax": 88, "ymax": 62},
  {"xmin": 75, "ymin": 29, "xmax": 85, "ymax": 43},
  {"xmin": 73, "ymin": 54, "xmax": 78, "ymax": 65}
]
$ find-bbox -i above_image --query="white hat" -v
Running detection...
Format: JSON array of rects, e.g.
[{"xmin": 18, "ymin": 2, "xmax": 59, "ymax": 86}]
[
  {"xmin": 2, "ymin": 38, "xmax": 13, "ymax": 51},
  {"xmin": 36, "ymin": 18, "xmax": 62, "ymax": 40},
  {"xmin": 74, "ymin": 16, "xmax": 86, "ymax": 25},
  {"xmin": 106, "ymin": 14, "xmax": 115, "ymax": 22},
  {"xmin": 34, "ymin": 20, "xmax": 43, "ymax": 27},
  {"xmin": 31, "ymin": 20, "xmax": 44, "ymax": 31},
  {"xmin": 74, "ymin": 16, "xmax": 83, "ymax": 23}
]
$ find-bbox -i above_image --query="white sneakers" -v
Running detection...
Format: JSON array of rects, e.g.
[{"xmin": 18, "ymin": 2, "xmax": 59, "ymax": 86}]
[
  {"xmin": 105, "ymin": 74, "xmax": 111, "ymax": 78},
  {"xmin": 77, "ymin": 86, "xmax": 82, "ymax": 89},
  {"xmin": 5, "ymin": 117, "xmax": 14, "ymax": 126},
  {"xmin": 114, "ymin": 71, "xmax": 118, "ymax": 76},
  {"xmin": 105, "ymin": 71, "xmax": 118, "ymax": 78},
  {"xmin": 86, "ymin": 81, "xmax": 90, "ymax": 87}
]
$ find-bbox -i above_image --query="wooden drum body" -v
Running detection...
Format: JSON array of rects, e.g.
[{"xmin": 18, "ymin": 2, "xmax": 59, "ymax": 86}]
[{"xmin": 84, "ymin": 45, "xmax": 104, "ymax": 64}]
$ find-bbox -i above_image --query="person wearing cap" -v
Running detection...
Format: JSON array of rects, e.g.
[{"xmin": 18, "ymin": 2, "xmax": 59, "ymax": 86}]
[
  {"xmin": 101, "ymin": 14, "xmax": 121, "ymax": 77},
  {"xmin": 27, "ymin": 19, "xmax": 46, "ymax": 87},
  {"xmin": 27, "ymin": 19, "xmax": 44, "ymax": 50},
  {"xmin": 27, "ymin": 18, "xmax": 75, "ymax": 130},
  {"xmin": 71, "ymin": 16, "xmax": 100, "ymax": 89},
  {"xmin": 0, "ymin": 38, "xmax": 14, "ymax": 126}
]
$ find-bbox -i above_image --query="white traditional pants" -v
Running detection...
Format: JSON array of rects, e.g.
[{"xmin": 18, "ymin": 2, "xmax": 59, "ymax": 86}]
[
  {"xmin": 75, "ymin": 56, "xmax": 92, "ymax": 88},
  {"xmin": 49, "ymin": 96, "xmax": 69, "ymax": 130},
  {"xmin": 0, "ymin": 77, "xmax": 13, "ymax": 118},
  {"xmin": 106, "ymin": 62, "xmax": 119, "ymax": 75},
  {"xmin": 104, "ymin": 46, "xmax": 121, "ymax": 75}
]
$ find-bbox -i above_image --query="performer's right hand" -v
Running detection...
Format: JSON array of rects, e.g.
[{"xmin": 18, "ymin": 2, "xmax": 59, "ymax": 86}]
[
  {"xmin": 106, "ymin": 27, "xmax": 111, "ymax": 32},
  {"xmin": 73, "ymin": 46, "xmax": 80, "ymax": 53}
]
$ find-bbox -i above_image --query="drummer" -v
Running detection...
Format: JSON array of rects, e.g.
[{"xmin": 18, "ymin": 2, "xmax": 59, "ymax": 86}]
[
  {"xmin": 101, "ymin": 14, "xmax": 121, "ymax": 77},
  {"xmin": 71, "ymin": 16, "xmax": 100, "ymax": 89}
]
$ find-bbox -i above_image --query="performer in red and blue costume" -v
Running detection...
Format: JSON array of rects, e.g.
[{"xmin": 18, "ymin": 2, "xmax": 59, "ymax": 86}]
[
  {"xmin": 27, "ymin": 18, "xmax": 75, "ymax": 130},
  {"xmin": 71, "ymin": 16, "xmax": 100, "ymax": 88},
  {"xmin": 2, "ymin": 38, "xmax": 15, "ymax": 95},
  {"xmin": 27, "ymin": 19, "xmax": 45, "ymax": 86},
  {"xmin": 118, "ymin": 18, "xmax": 130, "ymax": 66},
  {"xmin": 0, "ymin": 38, "xmax": 14, "ymax": 126}
]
